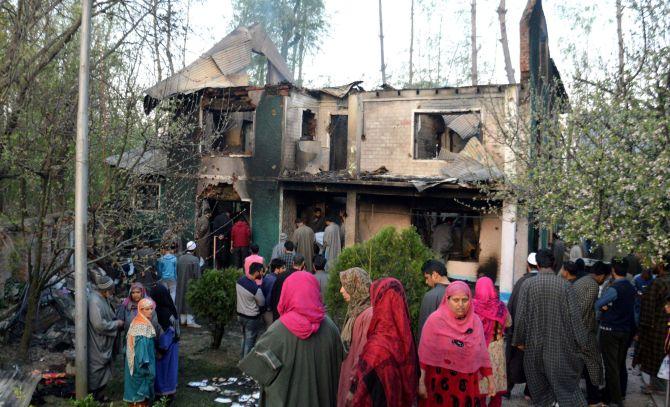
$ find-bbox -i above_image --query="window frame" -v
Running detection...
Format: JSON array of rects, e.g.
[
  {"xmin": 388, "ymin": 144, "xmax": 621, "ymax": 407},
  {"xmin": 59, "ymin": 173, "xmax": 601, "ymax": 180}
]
[
  {"xmin": 133, "ymin": 182, "xmax": 162, "ymax": 212},
  {"xmin": 410, "ymin": 108, "xmax": 482, "ymax": 161}
]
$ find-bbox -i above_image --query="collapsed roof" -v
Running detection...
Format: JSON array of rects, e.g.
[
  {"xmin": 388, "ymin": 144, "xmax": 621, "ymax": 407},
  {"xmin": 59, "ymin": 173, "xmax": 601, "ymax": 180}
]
[{"xmin": 144, "ymin": 24, "xmax": 293, "ymax": 112}]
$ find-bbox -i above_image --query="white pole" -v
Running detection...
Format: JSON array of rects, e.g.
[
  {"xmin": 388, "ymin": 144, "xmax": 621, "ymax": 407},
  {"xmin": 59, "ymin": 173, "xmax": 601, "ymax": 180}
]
[{"xmin": 74, "ymin": 0, "xmax": 93, "ymax": 399}]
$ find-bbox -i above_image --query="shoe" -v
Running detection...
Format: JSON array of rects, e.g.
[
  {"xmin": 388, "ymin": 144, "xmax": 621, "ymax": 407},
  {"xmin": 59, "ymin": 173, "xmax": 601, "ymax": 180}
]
[{"xmin": 189, "ymin": 322, "xmax": 202, "ymax": 328}]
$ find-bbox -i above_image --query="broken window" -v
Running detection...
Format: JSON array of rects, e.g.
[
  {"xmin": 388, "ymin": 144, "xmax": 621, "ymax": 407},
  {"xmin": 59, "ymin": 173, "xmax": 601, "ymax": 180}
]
[
  {"xmin": 134, "ymin": 183, "xmax": 160, "ymax": 211},
  {"xmin": 207, "ymin": 110, "xmax": 255, "ymax": 155},
  {"xmin": 414, "ymin": 112, "xmax": 481, "ymax": 159},
  {"xmin": 301, "ymin": 109, "xmax": 317, "ymax": 140},
  {"xmin": 412, "ymin": 210, "xmax": 482, "ymax": 262}
]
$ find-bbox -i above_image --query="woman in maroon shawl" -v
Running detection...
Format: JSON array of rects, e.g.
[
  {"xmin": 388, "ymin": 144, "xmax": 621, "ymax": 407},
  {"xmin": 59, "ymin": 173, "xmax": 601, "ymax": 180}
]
[
  {"xmin": 348, "ymin": 277, "xmax": 418, "ymax": 407},
  {"xmin": 473, "ymin": 277, "xmax": 511, "ymax": 407},
  {"xmin": 418, "ymin": 281, "xmax": 495, "ymax": 407}
]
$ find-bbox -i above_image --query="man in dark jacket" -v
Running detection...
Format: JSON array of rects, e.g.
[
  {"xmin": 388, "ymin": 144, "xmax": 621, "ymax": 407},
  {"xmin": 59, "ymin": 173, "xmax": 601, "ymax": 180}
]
[{"xmin": 596, "ymin": 257, "xmax": 636, "ymax": 406}]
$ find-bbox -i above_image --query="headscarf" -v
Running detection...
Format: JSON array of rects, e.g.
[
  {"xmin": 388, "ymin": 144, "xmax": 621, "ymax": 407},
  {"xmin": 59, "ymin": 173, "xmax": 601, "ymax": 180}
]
[
  {"xmin": 339, "ymin": 267, "xmax": 372, "ymax": 349},
  {"xmin": 121, "ymin": 282, "xmax": 148, "ymax": 311},
  {"xmin": 473, "ymin": 277, "xmax": 509, "ymax": 345},
  {"xmin": 418, "ymin": 281, "xmax": 491, "ymax": 374},
  {"xmin": 126, "ymin": 298, "xmax": 156, "ymax": 375},
  {"xmin": 351, "ymin": 278, "xmax": 418, "ymax": 407},
  {"xmin": 149, "ymin": 284, "xmax": 178, "ymax": 332},
  {"xmin": 278, "ymin": 271, "xmax": 326, "ymax": 339}
]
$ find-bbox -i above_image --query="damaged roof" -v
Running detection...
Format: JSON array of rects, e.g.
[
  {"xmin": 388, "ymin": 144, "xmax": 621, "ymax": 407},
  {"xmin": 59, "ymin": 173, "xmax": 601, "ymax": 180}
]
[
  {"xmin": 105, "ymin": 148, "xmax": 167, "ymax": 175},
  {"xmin": 144, "ymin": 24, "xmax": 293, "ymax": 107}
]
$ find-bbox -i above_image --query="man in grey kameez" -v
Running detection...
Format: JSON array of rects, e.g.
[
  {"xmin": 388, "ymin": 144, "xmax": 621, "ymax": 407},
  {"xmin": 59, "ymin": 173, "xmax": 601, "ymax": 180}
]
[
  {"xmin": 87, "ymin": 275, "xmax": 123, "ymax": 398},
  {"xmin": 176, "ymin": 241, "xmax": 202, "ymax": 327},
  {"xmin": 321, "ymin": 217, "xmax": 341, "ymax": 271},
  {"xmin": 512, "ymin": 249, "xmax": 590, "ymax": 406},
  {"xmin": 292, "ymin": 218, "xmax": 315, "ymax": 272}
]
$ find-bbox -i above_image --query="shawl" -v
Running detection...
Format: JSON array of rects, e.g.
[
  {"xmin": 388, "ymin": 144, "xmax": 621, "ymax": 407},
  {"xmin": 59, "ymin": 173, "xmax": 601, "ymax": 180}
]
[
  {"xmin": 340, "ymin": 267, "xmax": 372, "ymax": 349},
  {"xmin": 121, "ymin": 282, "xmax": 148, "ymax": 311},
  {"xmin": 278, "ymin": 271, "xmax": 325, "ymax": 339},
  {"xmin": 149, "ymin": 284, "xmax": 178, "ymax": 331},
  {"xmin": 418, "ymin": 281, "xmax": 491, "ymax": 374},
  {"xmin": 473, "ymin": 277, "xmax": 509, "ymax": 344},
  {"xmin": 351, "ymin": 278, "xmax": 418, "ymax": 407},
  {"xmin": 127, "ymin": 298, "xmax": 156, "ymax": 375}
]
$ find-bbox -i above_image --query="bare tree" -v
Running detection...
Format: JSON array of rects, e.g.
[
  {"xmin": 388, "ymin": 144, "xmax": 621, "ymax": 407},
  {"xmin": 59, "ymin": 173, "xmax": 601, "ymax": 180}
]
[
  {"xmin": 378, "ymin": 0, "xmax": 387, "ymax": 84},
  {"xmin": 497, "ymin": 0, "xmax": 515, "ymax": 83},
  {"xmin": 616, "ymin": 0, "xmax": 625, "ymax": 94},
  {"xmin": 408, "ymin": 0, "xmax": 415, "ymax": 85},
  {"xmin": 470, "ymin": 0, "xmax": 478, "ymax": 85}
]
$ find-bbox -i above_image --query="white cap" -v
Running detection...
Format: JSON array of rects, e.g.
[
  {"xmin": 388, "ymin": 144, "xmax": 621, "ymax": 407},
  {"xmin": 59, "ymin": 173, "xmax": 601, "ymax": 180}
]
[
  {"xmin": 186, "ymin": 241, "xmax": 197, "ymax": 251},
  {"xmin": 527, "ymin": 252, "xmax": 537, "ymax": 266}
]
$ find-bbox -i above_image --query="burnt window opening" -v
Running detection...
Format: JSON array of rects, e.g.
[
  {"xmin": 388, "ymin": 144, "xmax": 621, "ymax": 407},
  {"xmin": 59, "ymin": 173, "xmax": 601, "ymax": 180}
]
[
  {"xmin": 135, "ymin": 183, "xmax": 160, "ymax": 211},
  {"xmin": 301, "ymin": 109, "xmax": 317, "ymax": 141},
  {"xmin": 412, "ymin": 210, "xmax": 482, "ymax": 262},
  {"xmin": 207, "ymin": 110, "xmax": 255, "ymax": 155},
  {"xmin": 413, "ymin": 112, "xmax": 482, "ymax": 159}
]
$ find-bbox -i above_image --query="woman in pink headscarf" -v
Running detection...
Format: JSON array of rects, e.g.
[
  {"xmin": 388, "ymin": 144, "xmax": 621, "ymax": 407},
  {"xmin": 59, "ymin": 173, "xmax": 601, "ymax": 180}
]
[
  {"xmin": 418, "ymin": 281, "xmax": 495, "ymax": 407},
  {"xmin": 239, "ymin": 271, "xmax": 344, "ymax": 406},
  {"xmin": 473, "ymin": 277, "xmax": 511, "ymax": 407}
]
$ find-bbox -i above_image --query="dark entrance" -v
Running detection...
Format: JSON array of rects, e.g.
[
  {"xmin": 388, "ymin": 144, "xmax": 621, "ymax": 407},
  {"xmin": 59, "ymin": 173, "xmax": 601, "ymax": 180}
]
[{"xmin": 329, "ymin": 115, "xmax": 348, "ymax": 171}]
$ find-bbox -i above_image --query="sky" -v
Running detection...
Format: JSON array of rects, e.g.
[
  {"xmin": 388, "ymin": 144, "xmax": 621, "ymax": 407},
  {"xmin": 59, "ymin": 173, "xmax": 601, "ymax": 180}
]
[{"xmin": 180, "ymin": 0, "xmax": 620, "ymax": 91}]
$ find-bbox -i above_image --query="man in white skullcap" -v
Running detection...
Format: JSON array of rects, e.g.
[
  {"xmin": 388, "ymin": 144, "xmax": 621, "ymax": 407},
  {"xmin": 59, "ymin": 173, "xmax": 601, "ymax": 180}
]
[{"xmin": 176, "ymin": 240, "xmax": 202, "ymax": 327}]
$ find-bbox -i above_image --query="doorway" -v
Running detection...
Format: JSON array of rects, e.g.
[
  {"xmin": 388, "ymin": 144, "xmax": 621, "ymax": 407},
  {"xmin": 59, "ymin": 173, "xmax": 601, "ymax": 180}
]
[{"xmin": 329, "ymin": 115, "xmax": 348, "ymax": 171}]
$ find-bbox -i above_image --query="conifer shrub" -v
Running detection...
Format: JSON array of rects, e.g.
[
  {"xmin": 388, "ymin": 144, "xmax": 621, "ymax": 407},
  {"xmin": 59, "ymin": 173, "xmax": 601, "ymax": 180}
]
[
  {"xmin": 187, "ymin": 267, "xmax": 240, "ymax": 348},
  {"xmin": 325, "ymin": 226, "xmax": 433, "ymax": 333}
]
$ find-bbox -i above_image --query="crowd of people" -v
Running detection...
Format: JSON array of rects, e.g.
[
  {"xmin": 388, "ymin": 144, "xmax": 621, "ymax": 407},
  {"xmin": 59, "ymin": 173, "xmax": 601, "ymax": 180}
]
[
  {"xmin": 86, "ymin": 236, "xmax": 203, "ymax": 405},
  {"xmin": 237, "ymin": 246, "xmax": 670, "ymax": 407},
  {"xmin": 85, "ymin": 214, "xmax": 670, "ymax": 407}
]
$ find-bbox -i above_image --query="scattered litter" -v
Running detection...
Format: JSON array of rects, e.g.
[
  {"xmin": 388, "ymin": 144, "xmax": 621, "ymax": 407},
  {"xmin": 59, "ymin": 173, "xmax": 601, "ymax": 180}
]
[
  {"xmin": 187, "ymin": 380, "xmax": 208, "ymax": 388},
  {"xmin": 191, "ymin": 375, "xmax": 259, "ymax": 406}
]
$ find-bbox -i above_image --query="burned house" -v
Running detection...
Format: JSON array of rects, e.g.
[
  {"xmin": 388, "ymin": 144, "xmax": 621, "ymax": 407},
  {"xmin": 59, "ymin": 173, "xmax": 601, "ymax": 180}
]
[{"xmin": 143, "ymin": 0, "xmax": 564, "ymax": 299}]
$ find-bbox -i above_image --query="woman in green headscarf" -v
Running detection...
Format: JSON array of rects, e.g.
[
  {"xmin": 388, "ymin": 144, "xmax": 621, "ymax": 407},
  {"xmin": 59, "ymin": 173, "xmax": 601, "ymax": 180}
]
[{"xmin": 337, "ymin": 267, "xmax": 372, "ymax": 407}]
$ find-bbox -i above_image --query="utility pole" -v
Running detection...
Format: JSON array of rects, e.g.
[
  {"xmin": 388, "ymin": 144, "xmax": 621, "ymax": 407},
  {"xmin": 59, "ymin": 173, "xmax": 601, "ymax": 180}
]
[
  {"xmin": 378, "ymin": 0, "xmax": 387, "ymax": 85},
  {"xmin": 75, "ymin": 0, "xmax": 92, "ymax": 399},
  {"xmin": 408, "ymin": 0, "xmax": 415, "ymax": 86},
  {"xmin": 470, "ymin": 0, "xmax": 478, "ymax": 86}
]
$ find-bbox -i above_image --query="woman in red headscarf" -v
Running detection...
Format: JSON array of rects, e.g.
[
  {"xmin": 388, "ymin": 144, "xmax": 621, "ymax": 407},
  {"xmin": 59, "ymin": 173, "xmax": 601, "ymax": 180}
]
[
  {"xmin": 348, "ymin": 277, "xmax": 418, "ymax": 407},
  {"xmin": 473, "ymin": 277, "xmax": 511, "ymax": 407},
  {"xmin": 418, "ymin": 281, "xmax": 495, "ymax": 407},
  {"xmin": 239, "ymin": 271, "xmax": 344, "ymax": 407}
]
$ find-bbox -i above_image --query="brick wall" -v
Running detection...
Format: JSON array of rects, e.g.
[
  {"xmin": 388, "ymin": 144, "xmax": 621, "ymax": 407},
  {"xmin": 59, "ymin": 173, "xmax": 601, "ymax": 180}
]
[
  {"xmin": 283, "ymin": 92, "xmax": 348, "ymax": 171},
  {"xmin": 358, "ymin": 88, "xmax": 510, "ymax": 176}
]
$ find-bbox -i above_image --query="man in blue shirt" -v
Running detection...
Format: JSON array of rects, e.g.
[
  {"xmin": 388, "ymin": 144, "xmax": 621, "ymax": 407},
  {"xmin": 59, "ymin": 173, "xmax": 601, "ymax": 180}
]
[
  {"xmin": 236, "ymin": 262, "xmax": 265, "ymax": 358},
  {"xmin": 596, "ymin": 257, "xmax": 636, "ymax": 407}
]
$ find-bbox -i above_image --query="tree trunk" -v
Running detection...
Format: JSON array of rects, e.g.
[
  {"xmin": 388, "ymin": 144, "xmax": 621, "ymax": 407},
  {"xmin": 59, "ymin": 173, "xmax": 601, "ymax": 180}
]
[
  {"xmin": 616, "ymin": 0, "xmax": 624, "ymax": 94},
  {"xmin": 152, "ymin": 0, "xmax": 163, "ymax": 81},
  {"xmin": 408, "ymin": 0, "xmax": 415, "ymax": 85},
  {"xmin": 166, "ymin": 0, "xmax": 175, "ymax": 76},
  {"xmin": 378, "ymin": 0, "xmax": 387, "ymax": 84},
  {"xmin": 498, "ymin": 0, "xmax": 515, "ymax": 84},
  {"xmin": 20, "ymin": 285, "xmax": 40, "ymax": 359},
  {"xmin": 211, "ymin": 324, "xmax": 225, "ymax": 349},
  {"xmin": 470, "ymin": 0, "xmax": 478, "ymax": 86}
]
